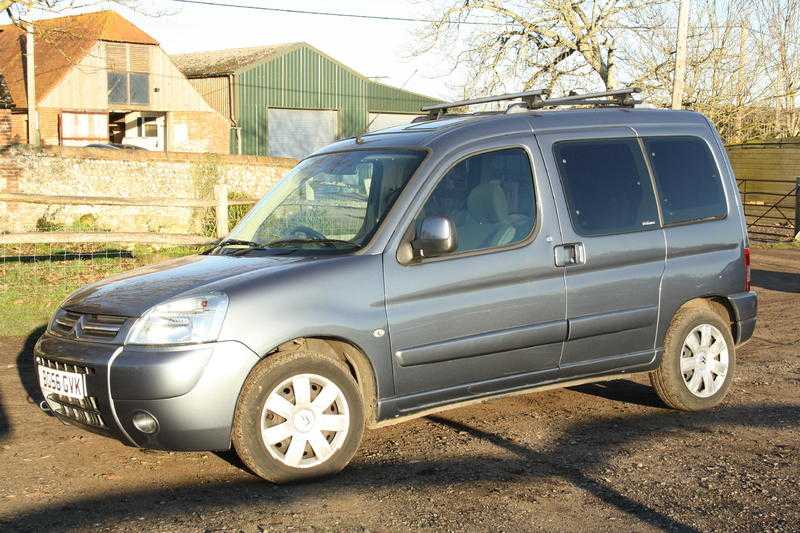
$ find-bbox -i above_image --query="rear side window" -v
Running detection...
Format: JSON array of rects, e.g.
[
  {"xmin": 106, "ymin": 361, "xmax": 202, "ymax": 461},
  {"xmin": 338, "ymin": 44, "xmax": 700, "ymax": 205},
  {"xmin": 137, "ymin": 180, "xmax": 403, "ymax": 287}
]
[
  {"xmin": 554, "ymin": 139, "xmax": 659, "ymax": 236},
  {"xmin": 643, "ymin": 137, "xmax": 726, "ymax": 225}
]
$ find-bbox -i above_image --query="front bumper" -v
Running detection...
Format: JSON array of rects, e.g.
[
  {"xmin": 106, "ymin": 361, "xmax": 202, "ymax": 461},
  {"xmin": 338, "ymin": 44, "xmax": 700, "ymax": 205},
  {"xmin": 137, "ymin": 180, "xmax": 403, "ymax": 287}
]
[{"xmin": 34, "ymin": 334, "xmax": 259, "ymax": 451}]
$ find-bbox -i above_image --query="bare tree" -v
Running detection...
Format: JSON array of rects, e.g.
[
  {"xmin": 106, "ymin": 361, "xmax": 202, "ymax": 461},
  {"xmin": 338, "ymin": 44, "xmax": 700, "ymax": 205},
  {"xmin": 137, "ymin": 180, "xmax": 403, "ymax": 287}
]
[
  {"xmin": 3, "ymin": 0, "xmax": 159, "ymax": 25},
  {"xmin": 754, "ymin": 0, "xmax": 800, "ymax": 138},
  {"xmin": 414, "ymin": 0, "xmax": 666, "ymax": 98},
  {"xmin": 624, "ymin": 0, "xmax": 781, "ymax": 143}
]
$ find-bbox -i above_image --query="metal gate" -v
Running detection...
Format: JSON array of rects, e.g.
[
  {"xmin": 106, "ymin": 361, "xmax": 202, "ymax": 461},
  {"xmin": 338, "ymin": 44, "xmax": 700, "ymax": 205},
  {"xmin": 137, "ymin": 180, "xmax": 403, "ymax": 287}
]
[{"xmin": 737, "ymin": 177, "xmax": 799, "ymax": 242}]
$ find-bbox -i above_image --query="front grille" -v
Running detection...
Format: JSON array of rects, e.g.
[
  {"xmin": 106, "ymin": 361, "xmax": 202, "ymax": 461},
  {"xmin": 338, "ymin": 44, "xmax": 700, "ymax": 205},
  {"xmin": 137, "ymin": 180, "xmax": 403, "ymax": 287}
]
[
  {"xmin": 50, "ymin": 310, "xmax": 128, "ymax": 342},
  {"xmin": 36, "ymin": 354, "xmax": 95, "ymax": 375},
  {"xmin": 37, "ymin": 355, "xmax": 106, "ymax": 429}
]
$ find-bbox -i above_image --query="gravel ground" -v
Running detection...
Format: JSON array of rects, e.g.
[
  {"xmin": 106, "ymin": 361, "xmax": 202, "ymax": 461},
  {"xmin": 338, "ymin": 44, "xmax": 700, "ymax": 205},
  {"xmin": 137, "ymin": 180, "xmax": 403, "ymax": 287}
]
[{"xmin": 0, "ymin": 248, "xmax": 798, "ymax": 532}]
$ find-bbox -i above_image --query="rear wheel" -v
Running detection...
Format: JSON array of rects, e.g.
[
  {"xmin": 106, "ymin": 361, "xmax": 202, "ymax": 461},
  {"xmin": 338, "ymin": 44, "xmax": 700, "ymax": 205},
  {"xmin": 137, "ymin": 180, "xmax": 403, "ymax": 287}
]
[
  {"xmin": 232, "ymin": 351, "xmax": 365, "ymax": 483},
  {"xmin": 650, "ymin": 303, "xmax": 736, "ymax": 411}
]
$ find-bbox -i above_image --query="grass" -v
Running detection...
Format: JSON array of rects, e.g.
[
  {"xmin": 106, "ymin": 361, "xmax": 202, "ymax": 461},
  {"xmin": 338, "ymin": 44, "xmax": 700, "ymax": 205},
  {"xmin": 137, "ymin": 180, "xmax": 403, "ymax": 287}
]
[{"xmin": 0, "ymin": 245, "xmax": 200, "ymax": 337}]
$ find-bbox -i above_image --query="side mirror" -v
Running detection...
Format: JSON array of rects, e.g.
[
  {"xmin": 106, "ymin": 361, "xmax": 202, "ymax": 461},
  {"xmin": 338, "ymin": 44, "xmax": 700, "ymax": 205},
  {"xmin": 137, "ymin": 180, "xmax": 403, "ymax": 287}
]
[{"xmin": 412, "ymin": 216, "xmax": 457, "ymax": 258}]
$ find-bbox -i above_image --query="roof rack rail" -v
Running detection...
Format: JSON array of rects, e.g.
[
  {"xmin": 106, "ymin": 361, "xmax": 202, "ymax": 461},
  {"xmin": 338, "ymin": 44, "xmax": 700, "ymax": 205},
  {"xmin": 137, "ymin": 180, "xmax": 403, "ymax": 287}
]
[
  {"xmin": 419, "ymin": 87, "xmax": 641, "ymax": 119},
  {"xmin": 528, "ymin": 87, "xmax": 641, "ymax": 110},
  {"xmin": 421, "ymin": 89, "xmax": 549, "ymax": 119}
]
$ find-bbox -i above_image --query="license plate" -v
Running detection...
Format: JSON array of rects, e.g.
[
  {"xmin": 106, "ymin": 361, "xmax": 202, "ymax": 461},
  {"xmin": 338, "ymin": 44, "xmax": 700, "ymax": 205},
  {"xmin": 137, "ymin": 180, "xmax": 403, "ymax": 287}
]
[{"xmin": 38, "ymin": 365, "xmax": 87, "ymax": 400}]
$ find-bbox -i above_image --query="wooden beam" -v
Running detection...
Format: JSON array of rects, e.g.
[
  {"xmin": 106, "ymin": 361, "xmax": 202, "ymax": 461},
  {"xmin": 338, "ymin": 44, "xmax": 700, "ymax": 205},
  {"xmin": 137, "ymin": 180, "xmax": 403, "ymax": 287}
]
[{"xmin": 0, "ymin": 232, "xmax": 215, "ymax": 245}]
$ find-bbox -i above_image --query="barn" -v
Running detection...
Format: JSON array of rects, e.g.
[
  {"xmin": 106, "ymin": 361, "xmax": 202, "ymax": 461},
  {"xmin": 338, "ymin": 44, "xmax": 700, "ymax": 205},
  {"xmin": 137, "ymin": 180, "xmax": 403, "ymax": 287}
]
[{"xmin": 172, "ymin": 43, "xmax": 441, "ymax": 158}]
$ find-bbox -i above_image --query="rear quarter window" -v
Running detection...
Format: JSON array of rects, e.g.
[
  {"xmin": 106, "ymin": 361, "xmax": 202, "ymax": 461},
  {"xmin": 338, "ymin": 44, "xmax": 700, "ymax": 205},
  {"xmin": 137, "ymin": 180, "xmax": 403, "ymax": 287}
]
[
  {"xmin": 553, "ymin": 139, "xmax": 660, "ymax": 236},
  {"xmin": 643, "ymin": 137, "xmax": 727, "ymax": 225}
]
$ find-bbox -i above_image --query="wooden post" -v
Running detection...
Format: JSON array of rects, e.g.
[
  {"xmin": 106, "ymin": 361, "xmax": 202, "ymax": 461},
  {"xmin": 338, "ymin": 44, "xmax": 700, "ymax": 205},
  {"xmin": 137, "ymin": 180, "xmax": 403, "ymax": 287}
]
[
  {"xmin": 24, "ymin": 21, "xmax": 40, "ymax": 146},
  {"xmin": 794, "ymin": 177, "xmax": 800, "ymax": 241},
  {"xmin": 671, "ymin": 0, "xmax": 690, "ymax": 110},
  {"xmin": 214, "ymin": 183, "xmax": 229, "ymax": 239}
]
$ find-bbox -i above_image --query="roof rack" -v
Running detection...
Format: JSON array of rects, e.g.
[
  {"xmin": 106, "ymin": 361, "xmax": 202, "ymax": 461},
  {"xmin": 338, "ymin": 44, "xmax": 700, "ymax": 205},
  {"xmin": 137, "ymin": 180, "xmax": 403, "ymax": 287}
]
[
  {"xmin": 529, "ymin": 87, "xmax": 641, "ymax": 110},
  {"xmin": 419, "ymin": 87, "xmax": 641, "ymax": 119},
  {"xmin": 421, "ymin": 89, "xmax": 549, "ymax": 119}
]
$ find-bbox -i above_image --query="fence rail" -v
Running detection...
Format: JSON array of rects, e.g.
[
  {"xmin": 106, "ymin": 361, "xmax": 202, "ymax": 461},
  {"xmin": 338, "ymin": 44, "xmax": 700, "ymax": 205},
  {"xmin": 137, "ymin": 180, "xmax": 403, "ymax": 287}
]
[
  {"xmin": 1, "ymin": 179, "xmax": 798, "ymax": 246},
  {"xmin": 0, "ymin": 184, "xmax": 258, "ymax": 245},
  {"xmin": 736, "ymin": 177, "xmax": 799, "ymax": 242}
]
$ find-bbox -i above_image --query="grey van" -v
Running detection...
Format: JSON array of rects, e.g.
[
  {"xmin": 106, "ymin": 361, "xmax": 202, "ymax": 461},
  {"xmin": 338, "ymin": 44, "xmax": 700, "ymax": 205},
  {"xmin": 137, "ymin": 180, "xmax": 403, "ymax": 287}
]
[{"xmin": 35, "ymin": 89, "xmax": 757, "ymax": 483}]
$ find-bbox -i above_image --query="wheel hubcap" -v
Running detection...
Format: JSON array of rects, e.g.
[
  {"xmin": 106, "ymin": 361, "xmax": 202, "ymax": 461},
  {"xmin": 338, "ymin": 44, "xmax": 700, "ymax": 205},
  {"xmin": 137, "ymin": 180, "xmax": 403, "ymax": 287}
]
[
  {"xmin": 680, "ymin": 324, "xmax": 729, "ymax": 398},
  {"xmin": 260, "ymin": 373, "xmax": 349, "ymax": 469}
]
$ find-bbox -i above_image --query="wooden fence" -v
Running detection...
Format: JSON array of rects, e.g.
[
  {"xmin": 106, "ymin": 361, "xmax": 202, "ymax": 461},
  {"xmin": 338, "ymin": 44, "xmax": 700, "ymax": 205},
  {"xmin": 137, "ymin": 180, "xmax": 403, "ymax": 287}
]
[
  {"xmin": 1, "ymin": 180, "xmax": 797, "ymax": 246},
  {"xmin": 0, "ymin": 184, "xmax": 258, "ymax": 245}
]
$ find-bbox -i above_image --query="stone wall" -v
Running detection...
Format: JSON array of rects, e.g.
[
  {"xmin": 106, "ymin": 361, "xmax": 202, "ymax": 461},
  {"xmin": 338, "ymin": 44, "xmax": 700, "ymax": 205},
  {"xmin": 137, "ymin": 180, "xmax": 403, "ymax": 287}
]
[
  {"xmin": 0, "ymin": 145, "xmax": 296, "ymax": 235},
  {"xmin": 0, "ymin": 109, "xmax": 10, "ymax": 146}
]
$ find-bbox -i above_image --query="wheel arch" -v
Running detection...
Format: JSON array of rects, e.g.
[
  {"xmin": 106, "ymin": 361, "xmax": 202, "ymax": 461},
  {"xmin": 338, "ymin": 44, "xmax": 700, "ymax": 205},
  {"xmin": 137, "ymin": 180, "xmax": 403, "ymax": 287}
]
[
  {"xmin": 669, "ymin": 296, "xmax": 737, "ymax": 338},
  {"xmin": 267, "ymin": 336, "xmax": 380, "ymax": 426}
]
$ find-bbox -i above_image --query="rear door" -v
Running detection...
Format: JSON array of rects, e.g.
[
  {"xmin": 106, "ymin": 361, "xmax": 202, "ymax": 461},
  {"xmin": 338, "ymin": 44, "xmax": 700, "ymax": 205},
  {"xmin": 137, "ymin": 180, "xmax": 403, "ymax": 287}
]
[
  {"xmin": 383, "ymin": 138, "xmax": 567, "ymax": 410},
  {"xmin": 535, "ymin": 128, "xmax": 667, "ymax": 375}
]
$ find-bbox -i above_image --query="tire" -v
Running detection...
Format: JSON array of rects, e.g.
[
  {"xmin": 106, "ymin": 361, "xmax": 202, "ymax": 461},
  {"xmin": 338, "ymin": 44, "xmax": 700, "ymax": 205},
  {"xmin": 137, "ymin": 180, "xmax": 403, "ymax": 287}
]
[
  {"xmin": 650, "ymin": 302, "xmax": 736, "ymax": 411},
  {"xmin": 232, "ymin": 350, "xmax": 365, "ymax": 483}
]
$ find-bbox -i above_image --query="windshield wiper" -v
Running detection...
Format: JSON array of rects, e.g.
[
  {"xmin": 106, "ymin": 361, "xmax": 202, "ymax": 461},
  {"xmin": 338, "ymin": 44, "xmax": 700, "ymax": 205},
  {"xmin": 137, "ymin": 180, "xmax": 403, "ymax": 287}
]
[
  {"xmin": 264, "ymin": 238, "xmax": 359, "ymax": 249},
  {"xmin": 217, "ymin": 238, "xmax": 260, "ymax": 248}
]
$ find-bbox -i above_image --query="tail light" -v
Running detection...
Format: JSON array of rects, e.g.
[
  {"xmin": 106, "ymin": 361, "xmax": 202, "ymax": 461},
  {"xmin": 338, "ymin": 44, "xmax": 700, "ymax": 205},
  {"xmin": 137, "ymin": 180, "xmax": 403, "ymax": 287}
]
[{"xmin": 743, "ymin": 247, "xmax": 751, "ymax": 291}]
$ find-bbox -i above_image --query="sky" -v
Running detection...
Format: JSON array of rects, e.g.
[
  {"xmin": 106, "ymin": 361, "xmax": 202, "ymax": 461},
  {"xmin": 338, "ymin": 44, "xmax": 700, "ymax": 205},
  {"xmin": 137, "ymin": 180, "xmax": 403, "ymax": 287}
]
[{"xmin": 1, "ymin": 0, "xmax": 461, "ymax": 101}]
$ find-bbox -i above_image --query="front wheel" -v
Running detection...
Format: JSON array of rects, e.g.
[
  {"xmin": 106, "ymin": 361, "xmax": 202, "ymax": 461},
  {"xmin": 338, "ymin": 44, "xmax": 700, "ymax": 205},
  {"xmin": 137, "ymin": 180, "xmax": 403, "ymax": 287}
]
[
  {"xmin": 650, "ymin": 303, "xmax": 736, "ymax": 411},
  {"xmin": 232, "ymin": 351, "xmax": 365, "ymax": 483}
]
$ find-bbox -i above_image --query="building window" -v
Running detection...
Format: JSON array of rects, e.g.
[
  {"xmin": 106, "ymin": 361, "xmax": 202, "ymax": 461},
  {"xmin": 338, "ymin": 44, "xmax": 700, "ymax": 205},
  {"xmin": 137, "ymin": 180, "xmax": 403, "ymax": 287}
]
[
  {"xmin": 107, "ymin": 72, "xmax": 129, "ymax": 104},
  {"xmin": 138, "ymin": 116, "xmax": 158, "ymax": 137},
  {"xmin": 554, "ymin": 139, "xmax": 660, "ymax": 236},
  {"xmin": 130, "ymin": 73, "xmax": 150, "ymax": 105},
  {"xmin": 106, "ymin": 42, "xmax": 151, "ymax": 105}
]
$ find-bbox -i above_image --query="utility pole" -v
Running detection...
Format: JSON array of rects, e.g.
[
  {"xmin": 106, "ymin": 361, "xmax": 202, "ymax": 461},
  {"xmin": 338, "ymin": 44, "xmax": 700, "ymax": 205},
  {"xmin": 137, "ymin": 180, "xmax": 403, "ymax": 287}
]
[
  {"xmin": 671, "ymin": 0, "xmax": 690, "ymax": 110},
  {"xmin": 735, "ymin": 21, "xmax": 749, "ymax": 140},
  {"xmin": 24, "ymin": 19, "xmax": 40, "ymax": 146}
]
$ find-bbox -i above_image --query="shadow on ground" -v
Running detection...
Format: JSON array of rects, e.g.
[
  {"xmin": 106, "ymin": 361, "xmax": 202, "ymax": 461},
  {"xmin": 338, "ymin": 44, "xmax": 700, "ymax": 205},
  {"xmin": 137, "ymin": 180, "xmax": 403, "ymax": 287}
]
[
  {"xmin": 0, "ymin": 393, "xmax": 8, "ymax": 442},
  {"xmin": 751, "ymin": 268, "xmax": 800, "ymax": 293},
  {"xmin": 16, "ymin": 326, "xmax": 46, "ymax": 406},
  {"xmin": 570, "ymin": 379, "xmax": 665, "ymax": 409},
  {"xmin": 3, "ymin": 401, "xmax": 797, "ymax": 532}
]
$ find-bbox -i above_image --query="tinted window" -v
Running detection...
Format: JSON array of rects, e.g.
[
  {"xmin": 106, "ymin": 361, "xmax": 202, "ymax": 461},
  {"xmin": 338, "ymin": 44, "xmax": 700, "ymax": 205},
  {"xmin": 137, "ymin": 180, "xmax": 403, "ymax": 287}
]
[
  {"xmin": 417, "ymin": 148, "xmax": 535, "ymax": 255},
  {"xmin": 644, "ymin": 137, "xmax": 726, "ymax": 224},
  {"xmin": 554, "ymin": 139, "xmax": 659, "ymax": 236}
]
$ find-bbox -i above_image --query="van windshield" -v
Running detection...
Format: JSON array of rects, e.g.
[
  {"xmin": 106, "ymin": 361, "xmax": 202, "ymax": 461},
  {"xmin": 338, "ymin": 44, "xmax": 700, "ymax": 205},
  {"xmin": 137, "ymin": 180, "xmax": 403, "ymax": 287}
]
[{"xmin": 220, "ymin": 149, "xmax": 425, "ymax": 252}]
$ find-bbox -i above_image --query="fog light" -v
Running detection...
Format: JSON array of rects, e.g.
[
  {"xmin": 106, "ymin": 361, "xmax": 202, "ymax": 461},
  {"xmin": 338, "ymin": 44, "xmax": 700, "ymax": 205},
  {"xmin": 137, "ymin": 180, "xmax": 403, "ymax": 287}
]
[{"xmin": 132, "ymin": 411, "xmax": 158, "ymax": 434}]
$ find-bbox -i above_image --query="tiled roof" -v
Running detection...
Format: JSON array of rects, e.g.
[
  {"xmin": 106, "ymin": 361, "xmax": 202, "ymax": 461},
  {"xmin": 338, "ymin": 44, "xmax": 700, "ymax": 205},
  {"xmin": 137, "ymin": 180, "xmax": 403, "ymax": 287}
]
[
  {"xmin": 0, "ymin": 10, "xmax": 158, "ymax": 108},
  {"xmin": 171, "ymin": 43, "xmax": 302, "ymax": 77}
]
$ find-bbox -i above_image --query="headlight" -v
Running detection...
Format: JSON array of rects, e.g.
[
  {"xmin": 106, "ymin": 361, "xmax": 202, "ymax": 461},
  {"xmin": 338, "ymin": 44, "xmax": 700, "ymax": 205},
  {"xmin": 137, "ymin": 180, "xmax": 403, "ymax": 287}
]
[{"xmin": 126, "ymin": 292, "xmax": 228, "ymax": 345}]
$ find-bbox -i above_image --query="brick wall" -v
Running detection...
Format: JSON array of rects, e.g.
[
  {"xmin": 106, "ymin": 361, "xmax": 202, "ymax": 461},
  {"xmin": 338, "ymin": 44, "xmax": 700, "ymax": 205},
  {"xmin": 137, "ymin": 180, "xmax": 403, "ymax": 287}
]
[
  {"xmin": 0, "ymin": 145, "xmax": 296, "ymax": 234},
  {"xmin": 167, "ymin": 110, "xmax": 231, "ymax": 154}
]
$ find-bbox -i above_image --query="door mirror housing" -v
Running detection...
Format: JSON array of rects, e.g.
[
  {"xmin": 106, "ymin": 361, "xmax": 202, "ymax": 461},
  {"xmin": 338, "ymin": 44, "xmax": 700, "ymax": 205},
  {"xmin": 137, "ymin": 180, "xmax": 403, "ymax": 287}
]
[{"xmin": 412, "ymin": 216, "xmax": 457, "ymax": 258}]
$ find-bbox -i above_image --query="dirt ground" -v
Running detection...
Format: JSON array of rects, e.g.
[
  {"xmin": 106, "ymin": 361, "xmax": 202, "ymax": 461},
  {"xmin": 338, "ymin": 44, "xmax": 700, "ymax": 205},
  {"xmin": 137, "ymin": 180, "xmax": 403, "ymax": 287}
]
[{"xmin": 0, "ymin": 248, "xmax": 798, "ymax": 532}]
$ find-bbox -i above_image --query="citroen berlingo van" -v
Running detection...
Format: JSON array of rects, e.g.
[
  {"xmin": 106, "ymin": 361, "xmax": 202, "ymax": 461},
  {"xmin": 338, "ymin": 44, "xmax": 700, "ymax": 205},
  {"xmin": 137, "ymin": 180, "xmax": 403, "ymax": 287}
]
[{"xmin": 35, "ymin": 88, "xmax": 757, "ymax": 483}]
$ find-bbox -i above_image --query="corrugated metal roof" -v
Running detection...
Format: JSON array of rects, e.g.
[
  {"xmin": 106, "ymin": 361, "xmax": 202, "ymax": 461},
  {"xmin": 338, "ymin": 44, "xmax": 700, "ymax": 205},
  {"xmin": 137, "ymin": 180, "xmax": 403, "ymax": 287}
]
[
  {"xmin": 0, "ymin": 10, "xmax": 159, "ymax": 108},
  {"xmin": 171, "ymin": 43, "xmax": 302, "ymax": 77}
]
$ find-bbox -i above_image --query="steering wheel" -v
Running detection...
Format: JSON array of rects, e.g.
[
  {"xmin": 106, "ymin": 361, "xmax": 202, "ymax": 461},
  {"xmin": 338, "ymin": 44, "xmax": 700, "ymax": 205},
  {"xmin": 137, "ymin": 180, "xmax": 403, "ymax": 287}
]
[{"xmin": 287, "ymin": 225, "xmax": 326, "ymax": 240}]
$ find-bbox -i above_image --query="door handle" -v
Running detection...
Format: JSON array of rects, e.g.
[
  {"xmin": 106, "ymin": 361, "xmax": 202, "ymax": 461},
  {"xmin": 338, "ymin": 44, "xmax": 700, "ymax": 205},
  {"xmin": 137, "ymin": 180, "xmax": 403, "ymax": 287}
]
[{"xmin": 554, "ymin": 242, "xmax": 586, "ymax": 267}]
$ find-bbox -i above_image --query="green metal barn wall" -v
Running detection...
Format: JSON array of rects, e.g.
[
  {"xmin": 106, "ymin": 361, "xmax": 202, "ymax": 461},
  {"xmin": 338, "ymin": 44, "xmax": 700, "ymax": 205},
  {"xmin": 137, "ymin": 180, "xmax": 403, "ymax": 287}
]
[{"xmin": 235, "ymin": 45, "xmax": 439, "ymax": 156}]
